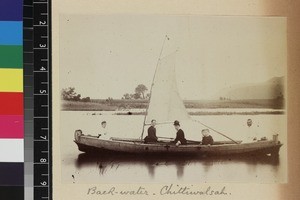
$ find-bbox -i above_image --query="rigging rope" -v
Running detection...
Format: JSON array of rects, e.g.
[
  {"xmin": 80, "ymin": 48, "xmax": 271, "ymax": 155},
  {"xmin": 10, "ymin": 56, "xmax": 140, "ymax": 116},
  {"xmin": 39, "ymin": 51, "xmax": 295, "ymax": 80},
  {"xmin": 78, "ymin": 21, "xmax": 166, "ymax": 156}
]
[{"xmin": 192, "ymin": 119, "xmax": 239, "ymax": 144}]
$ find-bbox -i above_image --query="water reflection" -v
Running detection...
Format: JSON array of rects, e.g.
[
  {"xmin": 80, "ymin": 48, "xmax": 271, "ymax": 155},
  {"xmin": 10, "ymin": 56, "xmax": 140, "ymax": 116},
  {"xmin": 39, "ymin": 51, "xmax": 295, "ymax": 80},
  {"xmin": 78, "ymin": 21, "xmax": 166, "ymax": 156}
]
[{"xmin": 75, "ymin": 152, "xmax": 279, "ymax": 179}]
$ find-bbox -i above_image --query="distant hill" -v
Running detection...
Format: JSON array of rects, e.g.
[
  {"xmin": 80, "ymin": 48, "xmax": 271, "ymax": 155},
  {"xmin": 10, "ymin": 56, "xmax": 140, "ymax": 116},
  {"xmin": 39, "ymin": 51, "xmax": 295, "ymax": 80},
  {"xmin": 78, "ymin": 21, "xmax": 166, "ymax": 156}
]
[{"xmin": 213, "ymin": 76, "xmax": 284, "ymax": 100}]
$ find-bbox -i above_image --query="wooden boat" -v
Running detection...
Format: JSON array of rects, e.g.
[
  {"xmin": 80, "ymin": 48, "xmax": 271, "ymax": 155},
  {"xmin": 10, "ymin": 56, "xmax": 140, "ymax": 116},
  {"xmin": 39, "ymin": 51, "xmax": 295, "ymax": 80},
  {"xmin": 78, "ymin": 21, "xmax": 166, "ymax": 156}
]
[
  {"xmin": 74, "ymin": 36, "xmax": 283, "ymax": 157},
  {"xmin": 74, "ymin": 131, "xmax": 282, "ymax": 156}
]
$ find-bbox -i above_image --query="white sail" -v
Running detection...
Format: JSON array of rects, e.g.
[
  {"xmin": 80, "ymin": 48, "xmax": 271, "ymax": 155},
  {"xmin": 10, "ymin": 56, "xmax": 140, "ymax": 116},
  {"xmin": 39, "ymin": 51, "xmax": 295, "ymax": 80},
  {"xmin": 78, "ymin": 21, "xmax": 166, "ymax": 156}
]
[
  {"xmin": 145, "ymin": 52, "xmax": 190, "ymax": 124},
  {"xmin": 142, "ymin": 49, "xmax": 236, "ymax": 142}
]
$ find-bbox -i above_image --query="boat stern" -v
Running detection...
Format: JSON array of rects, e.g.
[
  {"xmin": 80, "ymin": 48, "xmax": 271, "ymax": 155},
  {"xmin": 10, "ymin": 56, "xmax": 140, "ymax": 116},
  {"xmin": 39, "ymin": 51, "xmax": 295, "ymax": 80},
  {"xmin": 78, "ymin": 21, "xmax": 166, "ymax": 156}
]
[
  {"xmin": 74, "ymin": 129, "xmax": 83, "ymax": 142},
  {"xmin": 74, "ymin": 129, "xmax": 87, "ymax": 152}
]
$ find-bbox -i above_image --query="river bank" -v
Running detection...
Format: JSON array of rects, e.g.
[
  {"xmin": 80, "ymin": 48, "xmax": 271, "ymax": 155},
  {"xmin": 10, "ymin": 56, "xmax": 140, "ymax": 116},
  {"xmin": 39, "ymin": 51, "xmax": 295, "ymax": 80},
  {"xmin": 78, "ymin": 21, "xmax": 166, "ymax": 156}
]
[{"xmin": 61, "ymin": 99, "xmax": 284, "ymax": 114}]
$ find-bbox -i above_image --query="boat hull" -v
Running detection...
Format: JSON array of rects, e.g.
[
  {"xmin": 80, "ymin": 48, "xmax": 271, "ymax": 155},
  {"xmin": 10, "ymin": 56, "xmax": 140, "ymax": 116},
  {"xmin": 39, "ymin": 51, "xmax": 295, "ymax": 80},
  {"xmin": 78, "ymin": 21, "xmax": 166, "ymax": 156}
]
[{"xmin": 74, "ymin": 135, "xmax": 282, "ymax": 157}]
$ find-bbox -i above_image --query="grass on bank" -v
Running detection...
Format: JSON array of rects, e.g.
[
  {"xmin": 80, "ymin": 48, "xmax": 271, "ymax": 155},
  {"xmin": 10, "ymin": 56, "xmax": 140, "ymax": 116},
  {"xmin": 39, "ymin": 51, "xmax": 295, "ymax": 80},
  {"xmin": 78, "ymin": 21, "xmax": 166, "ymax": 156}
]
[{"xmin": 61, "ymin": 98, "xmax": 284, "ymax": 111}]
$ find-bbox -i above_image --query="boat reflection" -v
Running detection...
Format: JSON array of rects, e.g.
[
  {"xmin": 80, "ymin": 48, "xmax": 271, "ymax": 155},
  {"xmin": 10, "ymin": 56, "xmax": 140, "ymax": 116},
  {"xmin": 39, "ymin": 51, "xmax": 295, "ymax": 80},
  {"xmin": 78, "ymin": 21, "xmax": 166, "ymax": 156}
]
[{"xmin": 75, "ymin": 152, "xmax": 280, "ymax": 179}]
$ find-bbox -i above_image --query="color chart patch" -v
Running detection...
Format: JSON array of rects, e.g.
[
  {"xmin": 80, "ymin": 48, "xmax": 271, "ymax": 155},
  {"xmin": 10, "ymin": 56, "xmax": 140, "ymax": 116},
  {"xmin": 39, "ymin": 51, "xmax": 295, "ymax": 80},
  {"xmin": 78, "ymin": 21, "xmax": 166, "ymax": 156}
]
[
  {"xmin": 0, "ymin": 0, "xmax": 24, "ymax": 199},
  {"xmin": 0, "ymin": 0, "xmax": 23, "ymax": 21}
]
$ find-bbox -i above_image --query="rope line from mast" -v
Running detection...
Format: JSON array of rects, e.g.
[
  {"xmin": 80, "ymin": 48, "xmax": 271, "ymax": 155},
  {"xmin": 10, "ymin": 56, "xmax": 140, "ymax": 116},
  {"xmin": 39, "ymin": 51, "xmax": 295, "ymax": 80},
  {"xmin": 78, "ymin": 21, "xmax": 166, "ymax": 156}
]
[{"xmin": 192, "ymin": 119, "xmax": 239, "ymax": 144}]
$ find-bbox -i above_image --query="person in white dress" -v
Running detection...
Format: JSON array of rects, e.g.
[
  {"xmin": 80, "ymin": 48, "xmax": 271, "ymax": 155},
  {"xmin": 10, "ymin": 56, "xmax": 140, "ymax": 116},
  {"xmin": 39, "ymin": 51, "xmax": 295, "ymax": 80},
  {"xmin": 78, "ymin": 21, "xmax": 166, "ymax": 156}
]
[
  {"xmin": 97, "ymin": 121, "xmax": 110, "ymax": 140},
  {"xmin": 244, "ymin": 119, "xmax": 259, "ymax": 143}
]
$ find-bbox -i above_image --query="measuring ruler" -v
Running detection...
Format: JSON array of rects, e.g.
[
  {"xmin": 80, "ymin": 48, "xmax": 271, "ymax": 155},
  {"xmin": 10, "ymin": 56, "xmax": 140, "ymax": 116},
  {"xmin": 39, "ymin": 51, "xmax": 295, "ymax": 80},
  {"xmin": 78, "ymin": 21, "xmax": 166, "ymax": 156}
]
[
  {"xmin": 24, "ymin": 0, "xmax": 52, "ymax": 199},
  {"xmin": 33, "ymin": 0, "xmax": 52, "ymax": 198}
]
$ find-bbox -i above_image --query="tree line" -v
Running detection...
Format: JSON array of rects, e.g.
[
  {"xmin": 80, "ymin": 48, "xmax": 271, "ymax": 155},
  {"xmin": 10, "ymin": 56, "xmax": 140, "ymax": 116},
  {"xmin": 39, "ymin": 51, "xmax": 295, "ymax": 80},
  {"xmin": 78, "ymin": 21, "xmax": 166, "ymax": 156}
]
[
  {"xmin": 122, "ymin": 84, "xmax": 150, "ymax": 100},
  {"xmin": 61, "ymin": 87, "xmax": 91, "ymax": 102},
  {"xmin": 61, "ymin": 83, "xmax": 150, "ymax": 102}
]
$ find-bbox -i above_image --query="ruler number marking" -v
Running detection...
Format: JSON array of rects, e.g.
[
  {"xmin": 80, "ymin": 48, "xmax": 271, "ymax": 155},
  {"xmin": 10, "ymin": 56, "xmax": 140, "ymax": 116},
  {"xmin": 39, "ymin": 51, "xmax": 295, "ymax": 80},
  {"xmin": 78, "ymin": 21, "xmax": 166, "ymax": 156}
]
[
  {"xmin": 40, "ymin": 89, "xmax": 47, "ymax": 94},
  {"xmin": 40, "ymin": 181, "xmax": 47, "ymax": 186},
  {"xmin": 39, "ymin": 21, "xmax": 47, "ymax": 25},
  {"xmin": 40, "ymin": 135, "xmax": 47, "ymax": 140},
  {"xmin": 40, "ymin": 43, "xmax": 47, "ymax": 48}
]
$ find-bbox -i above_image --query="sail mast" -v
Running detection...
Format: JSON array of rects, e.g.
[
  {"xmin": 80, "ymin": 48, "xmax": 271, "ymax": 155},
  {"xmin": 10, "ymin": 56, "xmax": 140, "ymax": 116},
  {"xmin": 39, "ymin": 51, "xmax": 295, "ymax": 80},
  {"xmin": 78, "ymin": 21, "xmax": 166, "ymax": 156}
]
[{"xmin": 140, "ymin": 35, "xmax": 169, "ymax": 140}]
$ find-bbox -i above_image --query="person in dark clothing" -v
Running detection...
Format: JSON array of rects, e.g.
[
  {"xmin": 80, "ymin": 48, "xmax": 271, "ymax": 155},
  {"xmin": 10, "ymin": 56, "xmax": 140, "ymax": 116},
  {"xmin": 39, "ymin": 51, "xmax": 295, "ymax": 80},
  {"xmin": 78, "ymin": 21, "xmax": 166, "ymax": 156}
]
[
  {"xmin": 144, "ymin": 119, "xmax": 158, "ymax": 143},
  {"xmin": 173, "ymin": 120, "xmax": 187, "ymax": 146},
  {"xmin": 201, "ymin": 129, "xmax": 214, "ymax": 145}
]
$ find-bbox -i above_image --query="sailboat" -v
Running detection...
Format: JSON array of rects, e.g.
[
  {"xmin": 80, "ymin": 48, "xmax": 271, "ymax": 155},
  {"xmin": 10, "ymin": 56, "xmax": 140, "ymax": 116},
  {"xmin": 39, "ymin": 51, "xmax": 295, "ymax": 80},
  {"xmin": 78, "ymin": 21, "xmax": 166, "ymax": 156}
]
[{"xmin": 74, "ymin": 36, "xmax": 283, "ymax": 157}]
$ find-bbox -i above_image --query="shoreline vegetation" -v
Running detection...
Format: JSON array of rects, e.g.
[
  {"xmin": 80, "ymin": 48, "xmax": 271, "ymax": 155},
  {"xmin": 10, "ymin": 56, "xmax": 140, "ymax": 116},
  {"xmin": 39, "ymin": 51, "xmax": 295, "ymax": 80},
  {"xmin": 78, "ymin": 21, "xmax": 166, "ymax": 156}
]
[{"xmin": 61, "ymin": 99, "xmax": 285, "ymax": 115}]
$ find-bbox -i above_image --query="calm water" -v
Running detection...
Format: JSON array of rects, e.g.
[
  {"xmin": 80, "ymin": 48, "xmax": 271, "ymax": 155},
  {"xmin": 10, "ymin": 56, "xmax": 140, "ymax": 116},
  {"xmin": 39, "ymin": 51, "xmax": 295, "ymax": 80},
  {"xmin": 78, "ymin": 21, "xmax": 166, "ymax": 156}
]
[{"xmin": 60, "ymin": 110, "xmax": 287, "ymax": 184}]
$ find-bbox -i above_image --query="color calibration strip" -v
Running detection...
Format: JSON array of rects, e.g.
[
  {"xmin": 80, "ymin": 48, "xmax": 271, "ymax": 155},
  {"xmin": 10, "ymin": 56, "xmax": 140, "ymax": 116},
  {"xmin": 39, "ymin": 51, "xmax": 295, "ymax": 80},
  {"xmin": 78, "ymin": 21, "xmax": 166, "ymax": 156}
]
[{"xmin": 0, "ymin": 0, "xmax": 24, "ymax": 199}]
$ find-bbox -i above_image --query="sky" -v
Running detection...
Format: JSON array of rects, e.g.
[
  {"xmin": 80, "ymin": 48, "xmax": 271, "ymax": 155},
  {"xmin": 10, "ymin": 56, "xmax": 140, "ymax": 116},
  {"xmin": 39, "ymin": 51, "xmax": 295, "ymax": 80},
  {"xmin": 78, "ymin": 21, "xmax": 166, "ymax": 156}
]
[{"xmin": 59, "ymin": 15, "xmax": 286, "ymax": 100}]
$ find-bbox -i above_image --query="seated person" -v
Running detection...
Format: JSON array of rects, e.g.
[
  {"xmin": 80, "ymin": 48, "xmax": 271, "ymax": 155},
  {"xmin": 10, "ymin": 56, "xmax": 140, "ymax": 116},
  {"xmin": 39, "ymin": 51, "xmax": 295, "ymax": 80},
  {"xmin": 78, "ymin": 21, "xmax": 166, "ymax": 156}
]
[
  {"xmin": 173, "ymin": 120, "xmax": 187, "ymax": 146},
  {"xmin": 244, "ymin": 119, "xmax": 260, "ymax": 143},
  {"xmin": 144, "ymin": 119, "xmax": 158, "ymax": 143},
  {"xmin": 98, "ymin": 121, "xmax": 110, "ymax": 140},
  {"xmin": 201, "ymin": 129, "xmax": 214, "ymax": 145}
]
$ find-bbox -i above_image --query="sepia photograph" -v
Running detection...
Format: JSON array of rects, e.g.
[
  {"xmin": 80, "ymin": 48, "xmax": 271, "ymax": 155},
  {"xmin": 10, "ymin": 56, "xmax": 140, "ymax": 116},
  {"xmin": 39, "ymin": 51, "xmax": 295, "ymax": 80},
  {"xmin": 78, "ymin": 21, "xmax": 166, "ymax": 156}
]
[{"xmin": 58, "ymin": 14, "xmax": 287, "ymax": 185}]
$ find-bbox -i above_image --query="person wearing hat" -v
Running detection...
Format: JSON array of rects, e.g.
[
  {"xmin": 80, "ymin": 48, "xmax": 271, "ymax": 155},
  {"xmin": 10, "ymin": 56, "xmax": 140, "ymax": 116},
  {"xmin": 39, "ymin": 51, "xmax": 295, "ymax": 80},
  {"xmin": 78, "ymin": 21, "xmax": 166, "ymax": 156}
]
[
  {"xmin": 201, "ymin": 129, "xmax": 214, "ymax": 145},
  {"xmin": 98, "ymin": 121, "xmax": 110, "ymax": 140},
  {"xmin": 173, "ymin": 120, "xmax": 187, "ymax": 146},
  {"xmin": 144, "ymin": 119, "xmax": 158, "ymax": 143}
]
